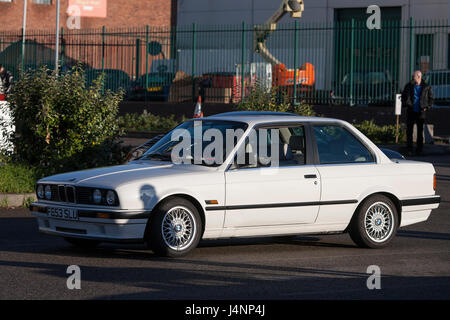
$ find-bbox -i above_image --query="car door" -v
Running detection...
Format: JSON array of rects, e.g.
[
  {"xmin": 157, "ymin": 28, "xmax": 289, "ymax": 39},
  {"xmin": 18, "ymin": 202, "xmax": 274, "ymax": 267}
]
[
  {"xmin": 311, "ymin": 123, "xmax": 378, "ymax": 224},
  {"xmin": 224, "ymin": 123, "xmax": 320, "ymax": 228}
]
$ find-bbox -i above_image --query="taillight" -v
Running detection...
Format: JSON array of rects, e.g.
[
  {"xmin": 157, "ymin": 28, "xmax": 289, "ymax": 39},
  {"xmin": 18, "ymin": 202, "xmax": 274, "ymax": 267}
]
[{"xmin": 433, "ymin": 174, "xmax": 436, "ymax": 191}]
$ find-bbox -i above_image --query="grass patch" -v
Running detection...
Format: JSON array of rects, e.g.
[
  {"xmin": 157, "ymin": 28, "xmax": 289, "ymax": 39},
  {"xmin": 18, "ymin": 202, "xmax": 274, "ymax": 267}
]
[{"xmin": 0, "ymin": 164, "xmax": 38, "ymax": 194}]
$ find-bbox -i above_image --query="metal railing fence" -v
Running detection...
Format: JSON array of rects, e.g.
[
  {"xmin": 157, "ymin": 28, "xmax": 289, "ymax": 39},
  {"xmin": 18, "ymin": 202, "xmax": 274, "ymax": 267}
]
[{"xmin": 1, "ymin": 19, "xmax": 449, "ymax": 106}]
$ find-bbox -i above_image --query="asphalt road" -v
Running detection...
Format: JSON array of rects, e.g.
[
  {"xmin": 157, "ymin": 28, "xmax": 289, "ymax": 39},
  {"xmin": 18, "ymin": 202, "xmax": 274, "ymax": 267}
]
[{"xmin": 0, "ymin": 154, "xmax": 449, "ymax": 300}]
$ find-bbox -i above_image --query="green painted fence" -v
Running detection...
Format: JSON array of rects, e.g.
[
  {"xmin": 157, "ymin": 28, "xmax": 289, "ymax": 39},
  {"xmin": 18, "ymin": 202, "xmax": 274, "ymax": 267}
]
[{"xmin": 0, "ymin": 19, "xmax": 449, "ymax": 106}]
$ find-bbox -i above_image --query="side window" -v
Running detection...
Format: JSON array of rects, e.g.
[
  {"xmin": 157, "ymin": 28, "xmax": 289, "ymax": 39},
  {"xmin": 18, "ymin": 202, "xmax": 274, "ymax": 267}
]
[
  {"xmin": 234, "ymin": 125, "xmax": 306, "ymax": 169},
  {"xmin": 313, "ymin": 125, "xmax": 374, "ymax": 164}
]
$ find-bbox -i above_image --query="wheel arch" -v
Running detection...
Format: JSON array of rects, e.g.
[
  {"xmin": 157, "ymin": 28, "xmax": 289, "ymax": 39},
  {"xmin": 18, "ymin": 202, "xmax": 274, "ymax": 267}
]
[
  {"xmin": 345, "ymin": 191, "xmax": 402, "ymax": 232},
  {"xmin": 144, "ymin": 193, "xmax": 206, "ymax": 241}
]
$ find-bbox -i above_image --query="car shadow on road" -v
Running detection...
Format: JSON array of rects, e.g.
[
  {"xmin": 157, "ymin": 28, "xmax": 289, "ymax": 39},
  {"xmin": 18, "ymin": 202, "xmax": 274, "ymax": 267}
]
[
  {"xmin": 1, "ymin": 215, "xmax": 449, "ymax": 262},
  {"xmin": 2, "ymin": 216, "xmax": 450, "ymax": 299},
  {"xmin": 0, "ymin": 255, "xmax": 449, "ymax": 300},
  {"xmin": 397, "ymin": 230, "xmax": 450, "ymax": 241},
  {"xmin": 0, "ymin": 216, "xmax": 359, "ymax": 259}
]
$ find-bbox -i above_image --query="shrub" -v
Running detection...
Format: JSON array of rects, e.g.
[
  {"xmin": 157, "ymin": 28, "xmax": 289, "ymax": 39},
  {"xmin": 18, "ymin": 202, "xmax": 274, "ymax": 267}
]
[
  {"xmin": 0, "ymin": 164, "xmax": 37, "ymax": 193},
  {"xmin": 118, "ymin": 110, "xmax": 185, "ymax": 133},
  {"xmin": 5, "ymin": 66, "xmax": 125, "ymax": 175},
  {"xmin": 236, "ymin": 82, "xmax": 316, "ymax": 117},
  {"xmin": 354, "ymin": 120, "xmax": 406, "ymax": 144}
]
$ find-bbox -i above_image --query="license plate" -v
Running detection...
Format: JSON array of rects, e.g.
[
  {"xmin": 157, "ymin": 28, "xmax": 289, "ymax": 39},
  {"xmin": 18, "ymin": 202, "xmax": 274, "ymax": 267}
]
[
  {"xmin": 47, "ymin": 207, "xmax": 79, "ymax": 221},
  {"xmin": 147, "ymin": 86, "xmax": 163, "ymax": 92}
]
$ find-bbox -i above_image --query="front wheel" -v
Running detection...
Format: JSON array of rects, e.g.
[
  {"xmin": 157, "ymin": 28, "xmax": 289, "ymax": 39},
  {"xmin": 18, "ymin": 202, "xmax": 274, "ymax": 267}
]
[
  {"xmin": 147, "ymin": 197, "xmax": 202, "ymax": 257},
  {"xmin": 348, "ymin": 195, "xmax": 398, "ymax": 248}
]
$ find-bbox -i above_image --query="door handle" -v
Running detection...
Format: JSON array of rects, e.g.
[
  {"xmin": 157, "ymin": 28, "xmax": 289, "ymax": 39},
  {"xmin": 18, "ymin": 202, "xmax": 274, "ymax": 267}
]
[{"xmin": 304, "ymin": 174, "xmax": 317, "ymax": 179}]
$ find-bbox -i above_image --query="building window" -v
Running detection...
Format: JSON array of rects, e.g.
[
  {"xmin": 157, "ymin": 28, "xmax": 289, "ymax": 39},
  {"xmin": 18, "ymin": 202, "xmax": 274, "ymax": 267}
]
[
  {"xmin": 34, "ymin": 0, "xmax": 52, "ymax": 4},
  {"xmin": 0, "ymin": 0, "xmax": 13, "ymax": 2}
]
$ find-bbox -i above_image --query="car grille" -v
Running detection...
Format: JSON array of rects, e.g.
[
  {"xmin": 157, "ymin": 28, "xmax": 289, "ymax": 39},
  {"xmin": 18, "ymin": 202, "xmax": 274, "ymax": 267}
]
[
  {"xmin": 50, "ymin": 185, "xmax": 59, "ymax": 202},
  {"xmin": 40, "ymin": 185, "xmax": 117, "ymax": 206},
  {"xmin": 76, "ymin": 187, "xmax": 93, "ymax": 205},
  {"xmin": 57, "ymin": 185, "xmax": 76, "ymax": 203}
]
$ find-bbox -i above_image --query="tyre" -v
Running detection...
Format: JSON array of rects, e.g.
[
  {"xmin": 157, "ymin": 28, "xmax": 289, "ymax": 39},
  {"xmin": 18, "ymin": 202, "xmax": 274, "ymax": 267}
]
[
  {"xmin": 64, "ymin": 237, "xmax": 100, "ymax": 249},
  {"xmin": 348, "ymin": 195, "xmax": 398, "ymax": 249},
  {"xmin": 147, "ymin": 197, "xmax": 202, "ymax": 257}
]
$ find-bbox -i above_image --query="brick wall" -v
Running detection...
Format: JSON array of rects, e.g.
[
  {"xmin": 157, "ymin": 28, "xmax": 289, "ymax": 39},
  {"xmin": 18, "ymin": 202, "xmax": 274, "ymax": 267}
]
[{"xmin": 0, "ymin": 0, "xmax": 176, "ymax": 31}]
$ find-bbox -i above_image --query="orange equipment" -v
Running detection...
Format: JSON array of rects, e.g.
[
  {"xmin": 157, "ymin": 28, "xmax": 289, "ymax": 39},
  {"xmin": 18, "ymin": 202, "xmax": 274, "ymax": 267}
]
[{"xmin": 254, "ymin": 0, "xmax": 315, "ymax": 89}]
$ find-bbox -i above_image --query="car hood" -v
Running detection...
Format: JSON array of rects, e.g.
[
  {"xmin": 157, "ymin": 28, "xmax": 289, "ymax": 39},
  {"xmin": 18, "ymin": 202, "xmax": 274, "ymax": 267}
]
[{"xmin": 39, "ymin": 162, "xmax": 214, "ymax": 188}]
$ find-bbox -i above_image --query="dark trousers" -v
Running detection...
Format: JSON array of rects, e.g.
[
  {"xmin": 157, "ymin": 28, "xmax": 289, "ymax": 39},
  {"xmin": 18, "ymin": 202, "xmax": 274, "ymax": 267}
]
[{"xmin": 406, "ymin": 111, "xmax": 424, "ymax": 153}]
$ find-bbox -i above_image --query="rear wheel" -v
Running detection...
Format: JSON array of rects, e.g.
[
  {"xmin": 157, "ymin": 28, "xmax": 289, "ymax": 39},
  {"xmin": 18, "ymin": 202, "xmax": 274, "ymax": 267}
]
[
  {"xmin": 348, "ymin": 195, "xmax": 398, "ymax": 248},
  {"xmin": 147, "ymin": 197, "xmax": 202, "ymax": 257}
]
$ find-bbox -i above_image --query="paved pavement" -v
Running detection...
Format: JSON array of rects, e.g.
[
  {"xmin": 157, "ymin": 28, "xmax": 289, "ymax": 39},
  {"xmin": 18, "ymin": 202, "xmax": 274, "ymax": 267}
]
[{"xmin": 0, "ymin": 154, "xmax": 449, "ymax": 300}]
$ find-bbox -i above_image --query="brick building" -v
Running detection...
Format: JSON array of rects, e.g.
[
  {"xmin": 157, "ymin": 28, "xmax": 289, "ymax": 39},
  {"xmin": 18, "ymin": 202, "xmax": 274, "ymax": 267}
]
[{"xmin": 0, "ymin": 0, "xmax": 177, "ymax": 31}]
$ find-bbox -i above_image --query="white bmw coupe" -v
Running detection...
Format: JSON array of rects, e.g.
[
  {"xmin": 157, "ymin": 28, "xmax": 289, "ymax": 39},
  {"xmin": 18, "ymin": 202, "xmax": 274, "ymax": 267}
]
[{"xmin": 31, "ymin": 111, "xmax": 440, "ymax": 257}]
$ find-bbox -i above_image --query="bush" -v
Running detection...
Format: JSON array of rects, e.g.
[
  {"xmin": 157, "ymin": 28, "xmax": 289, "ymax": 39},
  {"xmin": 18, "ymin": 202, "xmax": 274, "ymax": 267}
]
[
  {"xmin": 0, "ymin": 164, "xmax": 37, "ymax": 193},
  {"xmin": 5, "ymin": 66, "xmax": 125, "ymax": 175},
  {"xmin": 236, "ymin": 82, "xmax": 316, "ymax": 117},
  {"xmin": 354, "ymin": 120, "xmax": 406, "ymax": 145},
  {"xmin": 118, "ymin": 110, "xmax": 185, "ymax": 133}
]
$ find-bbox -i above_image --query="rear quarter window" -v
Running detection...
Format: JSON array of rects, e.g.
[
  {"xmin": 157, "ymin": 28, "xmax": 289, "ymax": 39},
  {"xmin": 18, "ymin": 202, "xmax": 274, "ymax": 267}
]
[{"xmin": 313, "ymin": 125, "xmax": 375, "ymax": 164}]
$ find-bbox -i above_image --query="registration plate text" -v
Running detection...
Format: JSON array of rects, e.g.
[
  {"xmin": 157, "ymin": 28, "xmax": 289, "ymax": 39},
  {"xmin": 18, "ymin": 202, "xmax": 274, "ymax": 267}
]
[{"xmin": 47, "ymin": 207, "xmax": 79, "ymax": 221}]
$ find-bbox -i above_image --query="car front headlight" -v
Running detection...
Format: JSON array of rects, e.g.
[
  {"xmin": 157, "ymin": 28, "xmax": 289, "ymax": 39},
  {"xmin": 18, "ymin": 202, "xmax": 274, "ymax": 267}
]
[
  {"xmin": 93, "ymin": 189, "xmax": 102, "ymax": 204},
  {"xmin": 106, "ymin": 190, "xmax": 116, "ymax": 206},
  {"xmin": 44, "ymin": 185, "xmax": 52, "ymax": 200},
  {"xmin": 37, "ymin": 185, "xmax": 44, "ymax": 199}
]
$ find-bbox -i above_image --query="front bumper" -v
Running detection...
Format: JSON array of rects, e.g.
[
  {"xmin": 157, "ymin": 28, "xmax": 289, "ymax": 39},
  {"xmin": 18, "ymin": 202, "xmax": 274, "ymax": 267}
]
[{"xmin": 30, "ymin": 202, "xmax": 149, "ymax": 243}]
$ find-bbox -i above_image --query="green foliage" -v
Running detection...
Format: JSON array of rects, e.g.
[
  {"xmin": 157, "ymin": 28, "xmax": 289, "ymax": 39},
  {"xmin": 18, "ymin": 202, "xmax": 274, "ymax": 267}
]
[
  {"xmin": 118, "ymin": 110, "xmax": 186, "ymax": 133},
  {"xmin": 354, "ymin": 120, "xmax": 406, "ymax": 144},
  {"xmin": 236, "ymin": 82, "xmax": 316, "ymax": 117},
  {"xmin": 22, "ymin": 196, "xmax": 35, "ymax": 208},
  {"xmin": 0, "ymin": 197, "xmax": 9, "ymax": 209},
  {"xmin": 0, "ymin": 164, "xmax": 37, "ymax": 193},
  {"xmin": 6, "ymin": 66, "xmax": 125, "ymax": 175}
]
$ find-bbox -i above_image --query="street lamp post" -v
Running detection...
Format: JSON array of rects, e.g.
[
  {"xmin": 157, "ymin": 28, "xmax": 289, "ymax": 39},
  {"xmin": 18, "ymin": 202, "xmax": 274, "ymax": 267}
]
[
  {"xmin": 21, "ymin": 0, "xmax": 28, "ymax": 69},
  {"xmin": 55, "ymin": 0, "xmax": 60, "ymax": 73}
]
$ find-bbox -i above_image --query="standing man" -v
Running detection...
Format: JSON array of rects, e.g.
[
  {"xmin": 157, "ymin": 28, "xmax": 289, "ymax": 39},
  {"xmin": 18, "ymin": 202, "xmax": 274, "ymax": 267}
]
[
  {"xmin": 0, "ymin": 64, "xmax": 13, "ymax": 101},
  {"xmin": 401, "ymin": 70, "xmax": 434, "ymax": 156}
]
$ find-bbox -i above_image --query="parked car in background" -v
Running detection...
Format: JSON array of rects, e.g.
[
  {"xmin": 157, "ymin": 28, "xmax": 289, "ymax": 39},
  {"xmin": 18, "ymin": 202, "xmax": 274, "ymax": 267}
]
[
  {"xmin": 126, "ymin": 72, "xmax": 175, "ymax": 101},
  {"xmin": 423, "ymin": 70, "xmax": 450, "ymax": 105},
  {"xmin": 30, "ymin": 111, "xmax": 440, "ymax": 257},
  {"xmin": 85, "ymin": 69, "xmax": 130, "ymax": 93},
  {"xmin": 331, "ymin": 71, "xmax": 394, "ymax": 106}
]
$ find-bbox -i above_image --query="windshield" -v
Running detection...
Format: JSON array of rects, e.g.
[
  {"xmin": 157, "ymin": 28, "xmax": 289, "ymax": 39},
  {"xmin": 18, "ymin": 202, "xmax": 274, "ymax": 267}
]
[{"xmin": 140, "ymin": 120, "xmax": 248, "ymax": 166}]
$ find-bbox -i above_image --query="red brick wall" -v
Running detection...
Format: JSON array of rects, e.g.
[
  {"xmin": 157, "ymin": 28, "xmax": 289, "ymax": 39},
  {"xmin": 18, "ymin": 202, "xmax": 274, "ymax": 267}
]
[{"xmin": 0, "ymin": 0, "xmax": 176, "ymax": 31}]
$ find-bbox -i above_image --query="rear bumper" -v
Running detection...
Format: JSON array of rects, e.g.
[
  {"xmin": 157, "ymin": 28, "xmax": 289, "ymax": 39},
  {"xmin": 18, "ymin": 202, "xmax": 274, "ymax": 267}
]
[
  {"xmin": 400, "ymin": 195, "xmax": 441, "ymax": 207},
  {"xmin": 30, "ymin": 203, "xmax": 148, "ymax": 242},
  {"xmin": 400, "ymin": 195, "xmax": 440, "ymax": 227}
]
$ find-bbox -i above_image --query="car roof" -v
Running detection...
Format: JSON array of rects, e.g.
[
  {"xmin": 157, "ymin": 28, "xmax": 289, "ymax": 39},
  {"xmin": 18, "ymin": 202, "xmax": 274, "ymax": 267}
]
[{"xmin": 205, "ymin": 111, "xmax": 343, "ymax": 126}]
